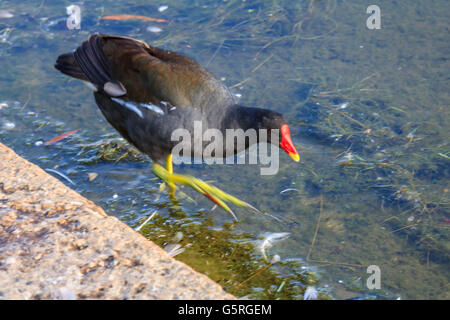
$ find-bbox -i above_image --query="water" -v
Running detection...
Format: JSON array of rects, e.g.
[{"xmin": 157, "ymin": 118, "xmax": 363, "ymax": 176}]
[{"xmin": 0, "ymin": 0, "xmax": 448, "ymax": 299}]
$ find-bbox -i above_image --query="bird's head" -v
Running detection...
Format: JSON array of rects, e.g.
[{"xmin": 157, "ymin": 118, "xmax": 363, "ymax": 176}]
[{"xmin": 261, "ymin": 112, "xmax": 300, "ymax": 162}]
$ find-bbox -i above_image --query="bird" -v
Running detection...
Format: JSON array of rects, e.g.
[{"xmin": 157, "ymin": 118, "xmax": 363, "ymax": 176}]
[{"xmin": 55, "ymin": 34, "xmax": 300, "ymax": 220}]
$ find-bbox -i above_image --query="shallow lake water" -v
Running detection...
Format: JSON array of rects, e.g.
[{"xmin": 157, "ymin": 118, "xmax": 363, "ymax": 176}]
[{"xmin": 0, "ymin": 0, "xmax": 448, "ymax": 299}]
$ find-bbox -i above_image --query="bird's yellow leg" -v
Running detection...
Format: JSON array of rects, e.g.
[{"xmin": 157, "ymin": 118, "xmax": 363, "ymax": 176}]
[
  {"xmin": 152, "ymin": 163, "xmax": 260, "ymax": 221},
  {"xmin": 165, "ymin": 154, "xmax": 176, "ymax": 194},
  {"xmin": 166, "ymin": 154, "xmax": 173, "ymax": 174}
]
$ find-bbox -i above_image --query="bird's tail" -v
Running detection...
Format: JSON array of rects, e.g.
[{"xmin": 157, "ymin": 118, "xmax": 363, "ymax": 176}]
[
  {"xmin": 54, "ymin": 52, "xmax": 88, "ymax": 81},
  {"xmin": 54, "ymin": 34, "xmax": 126, "ymax": 97}
]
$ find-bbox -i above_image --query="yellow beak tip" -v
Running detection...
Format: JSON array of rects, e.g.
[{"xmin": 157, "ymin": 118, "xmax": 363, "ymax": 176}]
[{"xmin": 289, "ymin": 153, "xmax": 300, "ymax": 162}]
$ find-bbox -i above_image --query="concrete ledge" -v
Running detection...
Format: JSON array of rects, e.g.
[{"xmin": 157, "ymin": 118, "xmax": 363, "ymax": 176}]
[{"xmin": 0, "ymin": 143, "xmax": 234, "ymax": 300}]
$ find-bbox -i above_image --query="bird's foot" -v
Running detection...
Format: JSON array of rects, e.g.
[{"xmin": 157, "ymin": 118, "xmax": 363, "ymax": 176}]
[
  {"xmin": 152, "ymin": 163, "xmax": 259, "ymax": 221},
  {"xmin": 158, "ymin": 181, "xmax": 197, "ymax": 204}
]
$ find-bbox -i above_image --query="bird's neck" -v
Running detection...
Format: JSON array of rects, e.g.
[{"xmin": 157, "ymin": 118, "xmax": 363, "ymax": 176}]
[{"xmin": 221, "ymin": 104, "xmax": 269, "ymax": 132}]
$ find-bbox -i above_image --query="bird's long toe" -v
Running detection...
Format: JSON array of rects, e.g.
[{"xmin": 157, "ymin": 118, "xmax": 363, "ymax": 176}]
[{"xmin": 152, "ymin": 163, "xmax": 259, "ymax": 221}]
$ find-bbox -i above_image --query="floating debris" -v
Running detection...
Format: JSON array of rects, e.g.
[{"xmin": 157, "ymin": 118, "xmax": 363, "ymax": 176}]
[
  {"xmin": 172, "ymin": 231, "xmax": 183, "ymax": 243},
  {"xmin": 337, "ymin": 152, "xmax": 355, "ymax": 166},
  {"xmin": 158, "ymin": 6, "xmax": 168, "ymax": 12},
  {"xmin": 147, "ymin": 26, "xmax": 163, "ymax": 33},
  {"xmin": 437, "ymin": 152, "xmax": 450, "ymax": 160},
  {"xmin": 276, "ymin": 280, "xmax": 286, "ymax": 293},
  {"xmin": 394, "ymin": 185, "xmax": 421, "ymax": 202},
  {"xmin": 88, "ymin": 172, "xmax": 98, "ymax": 181},
  {"xmin": 304, "ymin": 286, "xmax": 318, "ymax": 300},
  {"xmin": 262, "ymin": 211, "xmax": 285, "ymax": 223},
  {"xmin": 164, "ymin": 243, "xmax": 185, "ymax": 257},
  {"xmin": 271, "ymin": 254, "xmax": 281, "ymax": 264},
  {"xmin": 258, "ymin": 232, "xmax": 290, "ymax": 261},
  {"xmin": 34, "ymin": 141, "xmax": 43, "ymax": 146},
  {"xmin": 44, "ymin": 129, "xmax": 80, "ymax": 146},
  {"xmin": 135, "ymin": 211, "xmax": 158, "ymax": 231},
  {"xmin": 2, "ymin": 121, "xmax": 15, "ymax": 130},
  {"xmin": 0, "ymin": 27, "xmax": 12, "ymax": 43},
  {"xmin": 280, "ymin": 188, "xmax": 300, "ymax": 195},
  {"xmin": 0, "ymin": 102, "xmax": 8, "ymax": 109},
  {"xmin": 406, "ymin": 127, "xmax": 419, "ymax": 142},
  {"xmin": 45, "ymin": 169, "xmax": 76, "ymax": 185},
  {"xmin": 101, "ymin": 14, "xmax": 168, "ymax": 23},
  {"xmin": 337, "ymin": 102, "xmax": 349, "ymax": 109},
  {"xmin": 0, "ymin": 10, "xmax": 14, "ymax": 19}
]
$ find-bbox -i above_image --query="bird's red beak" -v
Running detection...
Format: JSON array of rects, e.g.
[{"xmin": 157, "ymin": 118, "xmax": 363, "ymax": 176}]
[{"xmin": 280, "ymin": 124, "xmax": 300, "ymax": 162}]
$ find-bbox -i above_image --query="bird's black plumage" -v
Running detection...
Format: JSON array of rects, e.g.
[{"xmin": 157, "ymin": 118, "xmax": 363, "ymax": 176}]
[{"xmin": 55, "ymin": 34, "xmax": 295, "ymax": 164}]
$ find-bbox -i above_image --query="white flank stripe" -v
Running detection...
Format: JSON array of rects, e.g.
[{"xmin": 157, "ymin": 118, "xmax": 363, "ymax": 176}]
[
  {"xmin": 111, "ymin": 98, "xmax": 165, "ymax": 117},
  {"xmin": 111, "ymin": 98, "xmax": 143, "ymax": 118},
  {"xmin": 141, "ymin": 103, "xmax": 165, "ymax": 115}
]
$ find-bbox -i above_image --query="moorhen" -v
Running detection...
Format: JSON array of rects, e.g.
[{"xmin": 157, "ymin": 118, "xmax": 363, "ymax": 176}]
[{"xmin": 55, "ymin": 34, "xmax": 299, "ymax": 219}]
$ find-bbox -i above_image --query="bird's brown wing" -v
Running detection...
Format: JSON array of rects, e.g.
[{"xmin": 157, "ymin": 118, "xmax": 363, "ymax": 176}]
[{"xmin": 80, "ymin": 34, "xmax": 235, "ymax": 110}]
